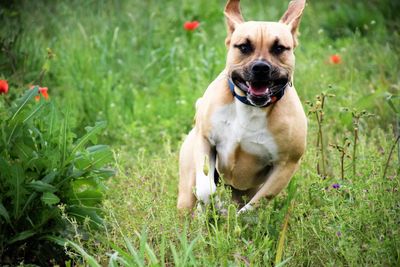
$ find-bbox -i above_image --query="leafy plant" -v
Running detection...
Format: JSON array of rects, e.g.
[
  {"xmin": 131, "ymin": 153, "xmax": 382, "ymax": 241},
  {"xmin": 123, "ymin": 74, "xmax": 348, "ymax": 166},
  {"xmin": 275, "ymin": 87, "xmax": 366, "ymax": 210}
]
[{"xmin": 0, "ymin": 87, "xmax": 114, "ymax": 265}]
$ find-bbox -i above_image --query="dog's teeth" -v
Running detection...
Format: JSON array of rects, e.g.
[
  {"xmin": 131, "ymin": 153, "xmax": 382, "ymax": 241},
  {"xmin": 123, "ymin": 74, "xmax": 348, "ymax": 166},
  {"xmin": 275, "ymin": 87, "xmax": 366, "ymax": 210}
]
[{"xmin": 246, "ymin": 81, "xmax": 250, "ymax": 87}]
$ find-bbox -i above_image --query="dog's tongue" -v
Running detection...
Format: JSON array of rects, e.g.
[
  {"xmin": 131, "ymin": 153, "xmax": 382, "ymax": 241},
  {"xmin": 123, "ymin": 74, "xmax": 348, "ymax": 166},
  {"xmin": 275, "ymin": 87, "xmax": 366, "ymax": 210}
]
[{"xmin": 248, "ymin": 83, "xmax": 269, "ymax": 96}]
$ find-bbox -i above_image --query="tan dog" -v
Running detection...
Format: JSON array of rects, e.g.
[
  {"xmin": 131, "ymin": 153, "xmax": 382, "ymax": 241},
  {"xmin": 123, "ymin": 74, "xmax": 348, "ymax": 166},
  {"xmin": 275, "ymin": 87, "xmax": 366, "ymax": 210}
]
[{"xmin": 177, "ymin": 0, "xmax": 307, "ymax": 213}]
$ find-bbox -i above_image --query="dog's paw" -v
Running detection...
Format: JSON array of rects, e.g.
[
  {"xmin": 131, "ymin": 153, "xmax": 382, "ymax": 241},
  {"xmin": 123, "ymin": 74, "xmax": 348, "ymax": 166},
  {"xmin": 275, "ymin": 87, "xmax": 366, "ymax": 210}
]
[{"xmin": 237, "ymin": 203, "xmax": 254, "ymax": 215}]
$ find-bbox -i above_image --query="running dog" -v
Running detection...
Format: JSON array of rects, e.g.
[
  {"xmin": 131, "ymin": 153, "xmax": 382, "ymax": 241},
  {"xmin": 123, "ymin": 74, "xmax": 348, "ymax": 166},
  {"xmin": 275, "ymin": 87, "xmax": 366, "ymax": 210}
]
[{"xmin": 177, "ymin": 0, "xmax": 307, "ymax": 213}]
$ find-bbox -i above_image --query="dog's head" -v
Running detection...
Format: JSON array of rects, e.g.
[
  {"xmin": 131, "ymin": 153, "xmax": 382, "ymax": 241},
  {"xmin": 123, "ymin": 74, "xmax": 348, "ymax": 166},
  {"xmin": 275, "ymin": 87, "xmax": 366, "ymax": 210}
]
[{"xmin": 224, "ymin": 0, "xmax": 306, "ymax": 107}]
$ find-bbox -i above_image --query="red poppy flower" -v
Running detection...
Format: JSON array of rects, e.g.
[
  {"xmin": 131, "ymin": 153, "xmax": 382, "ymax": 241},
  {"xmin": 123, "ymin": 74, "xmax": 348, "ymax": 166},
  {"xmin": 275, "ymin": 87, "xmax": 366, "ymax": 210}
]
[
  {"xmin": 39, "ymin": 87, "xmax": 49, "ymax": 100},
  {"xmin": 0, "ymin": 80, "xmax": 9, "ymax": 94},
  {"xmin": 30, "ymin": 85, "xmax": 49, "ymax": 101},
  {"xmin": 184, "ymin": 21, "xmax": 200, "ymax": 31},
  {"xmin": 329, "ymin": 54, "xmax": 341, "ymax": 64}
]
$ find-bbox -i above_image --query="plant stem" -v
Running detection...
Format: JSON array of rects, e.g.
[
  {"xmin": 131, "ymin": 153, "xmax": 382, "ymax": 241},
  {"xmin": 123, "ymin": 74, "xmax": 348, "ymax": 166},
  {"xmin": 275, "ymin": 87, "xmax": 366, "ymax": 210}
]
[
  {"xmin": 319, "ymin": 118, "xmax": 326, "ymax": 177},
  {"xmin": 320, "ymin": 96, "xmax": 326, "ymax": 177},
  {"xmin": 320, "ymin": 128, "xmax": 326, "ymax": 177},
  {"xmin": 341, "ymin": 152, "xmax": 345, "ymax": 180},
  {"xmin": 353, "ymin": 127, "xmax": 358, "ymax": 177},
  {"xmin": 315, "ymin": 112, "xmax": 326, "ymax": 177},
  {"xmin": 382, "ymin": 135, "xmax": 400, "ymax": 179},
  {"xmin": 397, "ymin": 116, "xmax": 400, "ymax": 167},
  {"xmin": 315, "ymin": 113, "xmax": 321, "ymax": 175},
  {"xmin": 275, "ymin": 200, "xmax": 294, "ymax": 266}
]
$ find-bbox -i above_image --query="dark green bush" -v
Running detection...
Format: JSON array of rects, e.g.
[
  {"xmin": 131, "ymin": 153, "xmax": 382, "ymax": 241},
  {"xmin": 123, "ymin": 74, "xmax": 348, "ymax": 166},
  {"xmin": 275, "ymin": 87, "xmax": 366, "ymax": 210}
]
[{"xmin": 0, "ymin": 87, "xmax": 114, "ymax": 265}]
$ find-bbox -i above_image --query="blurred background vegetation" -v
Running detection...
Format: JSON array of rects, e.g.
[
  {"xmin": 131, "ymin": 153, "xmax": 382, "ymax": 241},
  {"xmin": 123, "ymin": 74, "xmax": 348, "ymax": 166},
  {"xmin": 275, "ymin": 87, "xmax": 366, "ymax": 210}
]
[
  {"xmin": 1, "ymin": 0, "xmax": 399, "ymax": 149},
  {"xmin": 0, "ymin": 0, "xmax": 399, "ymax": 265}
]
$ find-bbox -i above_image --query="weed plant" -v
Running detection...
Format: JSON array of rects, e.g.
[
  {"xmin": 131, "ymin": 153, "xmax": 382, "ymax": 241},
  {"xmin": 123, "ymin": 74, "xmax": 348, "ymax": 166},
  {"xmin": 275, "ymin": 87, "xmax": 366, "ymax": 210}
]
[{"xmin": 0, "ymin": 87, "xmax": 114, "ymax": 264}]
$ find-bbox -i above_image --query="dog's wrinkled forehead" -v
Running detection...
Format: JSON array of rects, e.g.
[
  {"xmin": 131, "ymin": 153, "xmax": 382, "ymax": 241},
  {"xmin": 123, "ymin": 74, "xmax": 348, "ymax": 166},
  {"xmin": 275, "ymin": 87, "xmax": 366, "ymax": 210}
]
[
  {"xmin": 231, "ymin": 21, "xmax": 295, "ymax": 49},
  {"xmin": 224, "ymin": 0, "xmax": 306, "ymax": 49},
  {"xmin": 226, "ymin": 21, "xmax": 296, "ymax": 68}
]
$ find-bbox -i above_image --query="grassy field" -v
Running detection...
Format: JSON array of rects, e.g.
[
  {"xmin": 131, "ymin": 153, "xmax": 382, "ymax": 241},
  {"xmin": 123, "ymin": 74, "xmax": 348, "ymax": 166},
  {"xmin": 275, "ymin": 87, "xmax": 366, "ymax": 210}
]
[{"xmin": 1, "ymin": 0, "xmax": 400, "ymax": 266}]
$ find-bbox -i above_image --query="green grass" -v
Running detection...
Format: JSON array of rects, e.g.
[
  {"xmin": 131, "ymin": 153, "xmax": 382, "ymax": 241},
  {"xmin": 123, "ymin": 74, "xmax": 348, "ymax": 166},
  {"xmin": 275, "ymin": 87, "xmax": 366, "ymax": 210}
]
[{"xmin": 1, "ymin": 0, "xmax": 400, "ymax": 265}]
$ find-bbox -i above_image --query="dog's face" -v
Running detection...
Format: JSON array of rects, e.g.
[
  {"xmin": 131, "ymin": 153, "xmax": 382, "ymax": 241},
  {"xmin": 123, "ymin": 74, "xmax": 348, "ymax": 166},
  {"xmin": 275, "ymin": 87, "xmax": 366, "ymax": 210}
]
[{"xmin": 224, "ymin": 0, "xmax": 306, "ymax": 107}]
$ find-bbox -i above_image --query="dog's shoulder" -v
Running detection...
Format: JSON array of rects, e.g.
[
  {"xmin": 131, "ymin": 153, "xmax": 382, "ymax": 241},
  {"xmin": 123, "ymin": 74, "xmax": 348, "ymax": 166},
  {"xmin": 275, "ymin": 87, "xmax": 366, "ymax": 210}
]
[
  {"xmin": 267, "ymin": 86, "xmax": 307, "ymax": 160},
  {"xmin": 194, "ymin": 71, "xmax": 233, "ymax": 132},
  {"xmin": 202, "ymin": 71, "xmax": 233, "ymax": 105}
]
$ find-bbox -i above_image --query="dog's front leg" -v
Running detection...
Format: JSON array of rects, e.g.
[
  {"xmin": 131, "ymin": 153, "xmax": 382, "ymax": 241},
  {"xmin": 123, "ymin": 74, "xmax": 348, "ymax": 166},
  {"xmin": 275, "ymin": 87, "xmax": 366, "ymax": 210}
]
[
  {"xmin": 194, "ymin": 132, "xmax": 217, "ymax": 204},
  {"xmin": 238, "ymin": 160, "xmax": 300, "ymax": 213}
]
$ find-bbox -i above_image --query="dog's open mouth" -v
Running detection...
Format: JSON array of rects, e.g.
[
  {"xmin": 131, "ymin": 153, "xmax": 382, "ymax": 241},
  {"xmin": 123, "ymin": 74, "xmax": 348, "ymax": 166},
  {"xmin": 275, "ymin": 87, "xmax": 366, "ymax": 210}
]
[
  {"xmin": 246, "ymin": 80, "xmax": 273, "ymax": 97},
  {"xmin": 230, "ymin": 71, "xmax": 290, "ymax": 107},
  {"xmin": 232, "ymin": 75, "xmax": 288, "ymax": 100}
]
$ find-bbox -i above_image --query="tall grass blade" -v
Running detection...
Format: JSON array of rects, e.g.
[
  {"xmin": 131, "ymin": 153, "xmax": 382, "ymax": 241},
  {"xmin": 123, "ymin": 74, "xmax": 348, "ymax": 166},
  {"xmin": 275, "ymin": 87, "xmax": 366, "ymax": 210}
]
[
  {"xmin": 169, "ymin": 241, "xmax": 180, "ymax": 266},
  {"xmin": 11, "ymin": 165, "xmax": 24, "ymax": 219},
  {"xmin": 10, "ymin": 86, "xmax": 38, "ymax": 121},
  {"xmin": 382, "ymin": 135, "xmax": 400, "ymax": 179},
  {"xmin": 107, "ymin": 241, "xmax": 135, "ymax": 266},
  {"xmin": 183, "ymin": 235, "xmax": 199, "ymax": 266},
  {"xmin": 7, "ymin": 93, "xmax": 45, "ymax": 145},
  {"xmin": 275, "ymin": 257, "xmax": 292, "ymax": 267},
  {"xmin": 43, "ymin": 235, "xmax": 67, "ymax": 246},
  {"xmin": 22, "ymin": 101, "xmax": 46, "ymax": 123},
  {"xmin": 70, "ymin": 121, "xmax": 107, "ymax": 157},
  {"xmin": 108, "ymin": 251, "xmax": 119, "ymax": 267},
  {"xmin": 48, "ymin": 102, "xmax": 56, "ymax": 137},
  {"xmin": 123, "ymin": 236, "xmax": 144, "ymax": 267},
  {"xmin": 0, "ymin": 202, "xmax": 11, "ymax": 224},
  {"xmin": 8, "ymin": 230, "xmax": 36, "ymax": 244},
  {"xmin": 145, "ymin": 243, "xmax": 159, "ymax": 265},
  {"xmin": 66, "ymin": 239, "xmax": 102, "ymax": 267},
  {"xmin": 275, "ymin": 201, "xmax": 294, "ymax": 266},
  {"xmin": 60, "ymin": 111, "xmax": 68, "ymax": 167}
]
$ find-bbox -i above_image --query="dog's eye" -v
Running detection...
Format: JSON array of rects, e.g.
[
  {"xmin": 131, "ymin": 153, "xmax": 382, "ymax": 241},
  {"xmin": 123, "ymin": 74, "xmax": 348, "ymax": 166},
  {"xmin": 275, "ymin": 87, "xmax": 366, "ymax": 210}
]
[
  {"xmin": 235, "ymin": 43, "xmax": 253, "ymax": 55},
  {"xmin": 271, "ymin": 44, "xmax": 287, "ymax": 55}
]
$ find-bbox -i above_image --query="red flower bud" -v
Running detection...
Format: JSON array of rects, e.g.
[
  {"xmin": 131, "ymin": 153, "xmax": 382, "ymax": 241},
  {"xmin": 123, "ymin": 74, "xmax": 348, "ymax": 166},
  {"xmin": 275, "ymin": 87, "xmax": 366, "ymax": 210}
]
[
  {"xmin": 184, "ymin": 21, "xmax": 200, "ymax": 31},
  {"xmin": 30, "ymin": 85, "xmax": 50, "ymax": 101},
  {"xmin": 39, "ymin": 87, "xmax": 49, "ymax": 100},
  {"xmin": 0, "ymin": 80, "xmax": 9, "ymax": 94},
  {"xmin": 329, "ymin": 54, "xmax": 341, "ymax": 64}
]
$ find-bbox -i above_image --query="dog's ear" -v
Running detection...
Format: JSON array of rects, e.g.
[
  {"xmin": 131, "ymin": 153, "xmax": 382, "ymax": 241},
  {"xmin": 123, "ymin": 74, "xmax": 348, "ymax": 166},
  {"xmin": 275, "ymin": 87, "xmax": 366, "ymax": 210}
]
[
  {"xmin": 224, "ymin": 0, "xmax": 244, "ymax": 47},
  {"xmin": 279, "ymin": 0, "xmax": 306, "ymax": 47}
]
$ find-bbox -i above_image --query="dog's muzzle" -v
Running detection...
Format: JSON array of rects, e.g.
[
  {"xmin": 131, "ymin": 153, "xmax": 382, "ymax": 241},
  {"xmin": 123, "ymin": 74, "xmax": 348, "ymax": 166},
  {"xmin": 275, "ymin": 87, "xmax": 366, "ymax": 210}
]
[{"xmin": 230, "ymin": 61, "xmax": 290, "ymax": 107}]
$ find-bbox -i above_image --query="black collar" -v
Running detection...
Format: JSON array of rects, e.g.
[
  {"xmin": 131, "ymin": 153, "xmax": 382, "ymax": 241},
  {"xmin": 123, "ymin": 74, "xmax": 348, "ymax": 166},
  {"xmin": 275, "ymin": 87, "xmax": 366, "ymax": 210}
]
[{"xmin": 228, "ymin": 79, "xmax": 289, "ymax": 108}]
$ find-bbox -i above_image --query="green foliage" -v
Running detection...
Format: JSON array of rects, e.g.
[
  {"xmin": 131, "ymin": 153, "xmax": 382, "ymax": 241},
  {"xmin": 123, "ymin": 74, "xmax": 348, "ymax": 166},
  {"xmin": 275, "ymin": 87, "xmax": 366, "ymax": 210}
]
[{"xmin": 0, "ymin": 88, "xmax": 114, "ymax": 264}]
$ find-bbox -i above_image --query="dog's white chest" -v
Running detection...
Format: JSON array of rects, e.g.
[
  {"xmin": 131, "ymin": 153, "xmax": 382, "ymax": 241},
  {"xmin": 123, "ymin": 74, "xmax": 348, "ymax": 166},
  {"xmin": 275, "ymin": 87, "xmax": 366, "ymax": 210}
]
[{"xmin": 210, "ymin": 101, "xmax": 278, "ymax": 166}]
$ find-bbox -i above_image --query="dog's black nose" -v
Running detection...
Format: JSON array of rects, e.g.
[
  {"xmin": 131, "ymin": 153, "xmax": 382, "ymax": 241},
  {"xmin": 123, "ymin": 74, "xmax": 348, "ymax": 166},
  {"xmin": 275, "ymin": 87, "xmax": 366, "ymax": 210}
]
[{"xmin": 251, "ymin": 61, "xmax": 271, "ymax": 74}]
